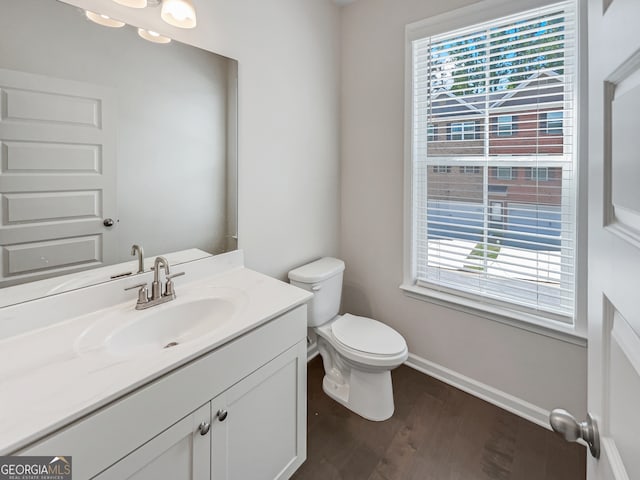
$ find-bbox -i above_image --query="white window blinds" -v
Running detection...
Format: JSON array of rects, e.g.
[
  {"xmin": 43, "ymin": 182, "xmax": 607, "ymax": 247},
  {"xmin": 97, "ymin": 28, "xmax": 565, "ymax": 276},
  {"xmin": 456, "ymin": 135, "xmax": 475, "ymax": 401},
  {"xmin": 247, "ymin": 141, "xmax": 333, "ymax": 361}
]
[{"xmin": 411, "ymin": 1, "xmax": 577, "ymax": 320}]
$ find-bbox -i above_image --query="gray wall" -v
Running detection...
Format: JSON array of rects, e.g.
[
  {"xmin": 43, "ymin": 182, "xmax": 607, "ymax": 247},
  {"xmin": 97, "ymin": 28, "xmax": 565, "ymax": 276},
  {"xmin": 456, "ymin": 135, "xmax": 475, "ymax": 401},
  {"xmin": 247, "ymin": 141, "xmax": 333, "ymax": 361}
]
[
  {"xmin": 0, "ymin": 0, "xmax": 231, "ymax": 262},
  {"xmin": 339, "ymin": 0, "xmax": 587, "ymax": 421}
]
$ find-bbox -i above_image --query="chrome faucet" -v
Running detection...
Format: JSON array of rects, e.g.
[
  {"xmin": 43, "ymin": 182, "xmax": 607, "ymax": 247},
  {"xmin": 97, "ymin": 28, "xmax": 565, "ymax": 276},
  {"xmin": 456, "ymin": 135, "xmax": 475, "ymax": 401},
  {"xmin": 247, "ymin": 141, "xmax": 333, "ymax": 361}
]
[
  {"xmin": 131, "ymin": 244, "xmax": 145, "ymax": 274},
  {"xmin": 125, "ymin": 256, "xmax": 185, "ymax": 310}
]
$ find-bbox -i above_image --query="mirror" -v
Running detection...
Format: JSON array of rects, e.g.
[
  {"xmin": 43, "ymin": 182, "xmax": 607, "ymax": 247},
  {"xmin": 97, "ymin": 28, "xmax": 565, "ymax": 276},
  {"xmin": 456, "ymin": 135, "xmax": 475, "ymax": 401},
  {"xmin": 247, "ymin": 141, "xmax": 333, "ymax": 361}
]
[{"xmin": 0, "ymin": 0, "xmax": 238, "ymax": 306}]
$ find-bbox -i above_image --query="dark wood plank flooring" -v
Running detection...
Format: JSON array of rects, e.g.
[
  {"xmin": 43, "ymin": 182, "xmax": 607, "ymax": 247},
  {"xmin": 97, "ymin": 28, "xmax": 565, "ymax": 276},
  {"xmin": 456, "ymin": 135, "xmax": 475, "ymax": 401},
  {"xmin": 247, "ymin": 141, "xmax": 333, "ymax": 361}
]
[{"xmin": 292, "ymin": 357, "xmax": 586, "ymax": 480}]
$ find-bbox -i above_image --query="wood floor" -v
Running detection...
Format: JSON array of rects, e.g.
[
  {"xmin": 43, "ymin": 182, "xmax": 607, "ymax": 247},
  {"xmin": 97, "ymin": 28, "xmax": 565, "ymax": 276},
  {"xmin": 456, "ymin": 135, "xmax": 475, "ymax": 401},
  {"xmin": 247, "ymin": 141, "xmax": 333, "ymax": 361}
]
[{"xmin": 292, "ymin": 357, "xmax": 586, "ymax": 480}]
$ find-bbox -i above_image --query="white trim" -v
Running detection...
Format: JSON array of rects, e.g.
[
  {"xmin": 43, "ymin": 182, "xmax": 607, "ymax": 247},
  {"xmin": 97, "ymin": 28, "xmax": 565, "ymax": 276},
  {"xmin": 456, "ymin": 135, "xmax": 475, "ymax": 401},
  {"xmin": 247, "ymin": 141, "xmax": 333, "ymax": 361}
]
[
  {"xmin": 401, "ymin": 283, "xmax": 587, "ymax": 346},
  {"xmin": 405, "ymin": 352, "xmax": 552, "ymax": 429},
  {"xmin": 405, "ymin": 0, "xmax": 571, "ymax": 42}
]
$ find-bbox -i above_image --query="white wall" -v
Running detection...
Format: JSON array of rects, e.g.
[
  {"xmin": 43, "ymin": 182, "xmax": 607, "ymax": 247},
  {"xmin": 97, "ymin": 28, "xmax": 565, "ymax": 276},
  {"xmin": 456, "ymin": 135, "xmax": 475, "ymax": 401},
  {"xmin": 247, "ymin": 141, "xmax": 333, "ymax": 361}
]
[
  {"xmin": 55, "ymin": 0, "xmax": 341, "ymax": 279},
  {"xmin": 340, "ymin": 0, "xmax": 587, "ymax": 422},
  {"xmin": 0, "ymin": 0, "xmax": 232, "ymax": 262}
]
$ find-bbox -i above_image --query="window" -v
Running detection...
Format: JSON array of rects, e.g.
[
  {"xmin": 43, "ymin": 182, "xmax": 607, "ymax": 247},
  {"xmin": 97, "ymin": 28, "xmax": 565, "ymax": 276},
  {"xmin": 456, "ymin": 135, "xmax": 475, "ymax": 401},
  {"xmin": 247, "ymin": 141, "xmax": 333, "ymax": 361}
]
[
  {"xmin": 460, "ymin": 166, "xmax": 481, "ymax": 174},
  {"xmin": 407, "ymin": 1, "xmax": 577, "ymax": 321},
  {"xmin": 449, "ymin": 121, "xmax": 476, "ymax": 140},
  {"xmin": 495, "ymin": 166, "xmax": 513, "ymax": 180},
  {"xmin": 542, "ymin": 111, "xmax": 563, "ymax": 135},
  {"xmin": 427, "ymin": 124, "xmax": 437, "ymax": 141},
  {"xmin": 528, "ymin": 167, "xmax": 549, "ymax": 181},
  {"xmin": 432, "ymin": 165, "xmax": 451, "ymax": 173},
  {"xmin": 496, "ymin": 115, "xmax": 515, "ymax": 136}
]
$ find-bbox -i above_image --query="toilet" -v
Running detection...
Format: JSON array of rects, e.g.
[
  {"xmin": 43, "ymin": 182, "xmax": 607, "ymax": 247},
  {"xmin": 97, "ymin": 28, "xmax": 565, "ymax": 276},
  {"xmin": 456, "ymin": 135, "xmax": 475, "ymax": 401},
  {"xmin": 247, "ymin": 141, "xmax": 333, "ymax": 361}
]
[{"xmin": 289, "ymin": 257, "xmax": 408, "ymax": 421}]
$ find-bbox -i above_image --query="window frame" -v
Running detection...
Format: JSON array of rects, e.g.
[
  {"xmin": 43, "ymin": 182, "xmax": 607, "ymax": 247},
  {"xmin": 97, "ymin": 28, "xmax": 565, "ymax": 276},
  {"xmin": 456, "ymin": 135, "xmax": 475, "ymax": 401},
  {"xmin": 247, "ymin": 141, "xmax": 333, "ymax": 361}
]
[
  {"xmin": 432, "ymin": 165, "xmax": 451, "ymax": 174},
  {"xmin": 427, "ymin": 123, "xmax": 437, "ymax": 141},
  {"xmin": 460, "ymin": 166, "xmax": 481, "ymax": 174},
  {"xmin": 402, "ymin": 0, "xmax": 587, "ymax": 342},
  {"xmin": 528, "ymin": 167, "xmax": 549, "ymax": 181},
  {"xmin": 449, "ymin": 121, "xmax": 476, "ymax": 140},
  {"xmin": 542, "ymin": 111, "xmax": 564, "ymax": 135},
  {"xmin": 496, "ymin": 115, "xmax": 515, "ymax": 136},
  {"xmin": 495, "ymin": 166, "xmax": 513, "ymax": 180}
]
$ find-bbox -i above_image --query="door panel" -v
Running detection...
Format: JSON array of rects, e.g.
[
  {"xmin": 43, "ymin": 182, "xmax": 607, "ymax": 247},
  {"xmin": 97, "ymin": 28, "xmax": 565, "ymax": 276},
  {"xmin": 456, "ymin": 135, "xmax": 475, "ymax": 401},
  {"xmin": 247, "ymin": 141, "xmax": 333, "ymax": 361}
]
[
  {"xmin": 0, "ymin": 68, "xmax": 116, "ymax": 286},
  {"xmin": 211, "ymin": 345, "xmax": 306, "ymax": 480},
  {"xmin": 93, "ymin": 404, "xmax": 210, "ymax": 480},
  {"xmin": 588, "ymin": 0, "xmax": 640, "ymax": 479}
]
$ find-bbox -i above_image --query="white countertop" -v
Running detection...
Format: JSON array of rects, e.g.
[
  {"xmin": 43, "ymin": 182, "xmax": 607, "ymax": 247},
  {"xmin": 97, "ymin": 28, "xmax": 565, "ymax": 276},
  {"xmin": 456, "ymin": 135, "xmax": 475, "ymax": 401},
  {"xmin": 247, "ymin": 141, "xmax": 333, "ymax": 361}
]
[{"xmin": 0, "ymin": 251, "xmax": 312, "ymax": 455}]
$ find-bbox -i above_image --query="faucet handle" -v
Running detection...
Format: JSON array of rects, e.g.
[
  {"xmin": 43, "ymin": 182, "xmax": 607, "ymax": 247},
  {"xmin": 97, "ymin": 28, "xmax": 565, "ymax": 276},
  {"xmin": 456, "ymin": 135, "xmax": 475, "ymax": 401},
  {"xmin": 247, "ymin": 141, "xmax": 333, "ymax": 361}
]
[
  {"xmin": 166, "ymin": 272, "xmax": 185, "ymax": 280},
  {"xmin": 164, "ymin": 272, "xmax": 185, "ymax": 298},
  {"xmin": 124, "ymin": 282, "xmax": 149, "ymax": 305}
]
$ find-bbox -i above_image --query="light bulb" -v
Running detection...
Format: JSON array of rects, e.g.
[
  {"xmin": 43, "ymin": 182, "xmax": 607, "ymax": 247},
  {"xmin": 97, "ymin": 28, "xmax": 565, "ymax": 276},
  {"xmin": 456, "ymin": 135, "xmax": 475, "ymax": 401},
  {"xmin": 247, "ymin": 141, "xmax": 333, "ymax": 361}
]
[
  {"xmin": 85, "ymin": 10, "xmax": 125, "ymax": 28},
  {"xmin": 112, "ymin": 0, "xmax": 148, "ymax": 8},
  {"xmin": 161, "ymin": 0, "xmax": 197, "ymax": 29},
  {"xmin": 138, "ymin": 28, "xmax": 172, "ymax": 44}
]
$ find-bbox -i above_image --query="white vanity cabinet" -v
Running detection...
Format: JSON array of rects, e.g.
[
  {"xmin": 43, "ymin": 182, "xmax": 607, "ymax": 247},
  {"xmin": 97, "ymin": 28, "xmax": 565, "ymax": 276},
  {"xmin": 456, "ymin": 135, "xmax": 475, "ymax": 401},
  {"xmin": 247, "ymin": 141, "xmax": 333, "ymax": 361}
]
[{"xmin": 18, "ymin": 305, "xmax": 308, "ymax": 480}]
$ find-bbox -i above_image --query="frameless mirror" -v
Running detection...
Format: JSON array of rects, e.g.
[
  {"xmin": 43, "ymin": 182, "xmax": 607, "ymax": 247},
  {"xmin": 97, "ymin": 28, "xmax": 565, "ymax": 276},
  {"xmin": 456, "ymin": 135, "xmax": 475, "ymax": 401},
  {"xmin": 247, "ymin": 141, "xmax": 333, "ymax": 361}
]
[{"xmin": 0, "ymin": 0, "xmax": 238, "ymax": 306}]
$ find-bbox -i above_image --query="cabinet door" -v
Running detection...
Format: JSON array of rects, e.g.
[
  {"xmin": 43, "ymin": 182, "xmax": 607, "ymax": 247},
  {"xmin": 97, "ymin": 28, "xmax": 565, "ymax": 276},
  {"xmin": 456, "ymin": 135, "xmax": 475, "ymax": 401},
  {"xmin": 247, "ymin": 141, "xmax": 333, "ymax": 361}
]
[
  {"xmin": 211, "ymin": 341, "xmax": 306, "ymax": 480},
  {"xmin": 94, "ymin": 404, "xmax": 210, "ymax": 480}
]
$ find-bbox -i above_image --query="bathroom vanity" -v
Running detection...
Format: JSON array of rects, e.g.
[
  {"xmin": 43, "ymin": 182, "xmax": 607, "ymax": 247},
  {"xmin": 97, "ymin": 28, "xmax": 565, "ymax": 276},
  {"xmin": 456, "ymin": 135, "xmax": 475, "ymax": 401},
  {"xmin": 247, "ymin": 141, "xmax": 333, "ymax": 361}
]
[{"xmin": 0, "ymin": 251, "xmax": 311, "ymax": 479}]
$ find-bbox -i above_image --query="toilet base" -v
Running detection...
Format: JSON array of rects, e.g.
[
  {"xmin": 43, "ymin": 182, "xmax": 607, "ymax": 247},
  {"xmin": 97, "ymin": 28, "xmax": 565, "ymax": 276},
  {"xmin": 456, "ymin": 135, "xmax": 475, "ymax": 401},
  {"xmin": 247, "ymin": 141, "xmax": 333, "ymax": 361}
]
[{"xmin": 322, "ymin": 368, "xmax": 395, "ymax": 421}]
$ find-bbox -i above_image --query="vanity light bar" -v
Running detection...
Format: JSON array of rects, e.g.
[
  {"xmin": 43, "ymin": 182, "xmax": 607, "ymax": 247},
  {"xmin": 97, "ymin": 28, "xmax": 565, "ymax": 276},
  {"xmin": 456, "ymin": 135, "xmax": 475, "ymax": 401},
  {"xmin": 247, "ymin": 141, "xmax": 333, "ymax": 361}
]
[{"xmin": 109, "ymin": 0, "xmax": 197, "ymax": 29}]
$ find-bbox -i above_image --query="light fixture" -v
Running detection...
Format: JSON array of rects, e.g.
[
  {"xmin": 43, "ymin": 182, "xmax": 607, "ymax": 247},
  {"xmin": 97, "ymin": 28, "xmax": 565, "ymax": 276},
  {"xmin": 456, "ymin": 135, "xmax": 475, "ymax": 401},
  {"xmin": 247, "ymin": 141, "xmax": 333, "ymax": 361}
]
[
  {"xmin": 85, "ymin": 10, "xmax": 126, "ymax": 28},
  {"xmin": 160, "ymin": 0, "xmax": 197, "ymax": 29},
  {"xmin": 112, "ymin": 0, "xmax": 148, "ymax": 8},
  {"xmin": 138, "ymin": 28, "xmax": 171, "ymax": 44}
]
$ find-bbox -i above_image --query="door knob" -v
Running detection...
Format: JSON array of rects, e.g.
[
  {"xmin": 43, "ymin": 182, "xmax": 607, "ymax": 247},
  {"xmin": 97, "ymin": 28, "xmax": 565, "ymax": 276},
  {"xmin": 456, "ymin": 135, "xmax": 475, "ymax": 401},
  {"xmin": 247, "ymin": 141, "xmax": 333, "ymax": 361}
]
[
  {"xmin": 216, "ymin": 409, "xmax": 228, "ymax": 422},
  {"xmin": 103, "ymin": 218, "xmax": 115, "ymax": 227},
  {"xmin": 549, "ymin": 409, "xmax": 600, "ymax": 458}
]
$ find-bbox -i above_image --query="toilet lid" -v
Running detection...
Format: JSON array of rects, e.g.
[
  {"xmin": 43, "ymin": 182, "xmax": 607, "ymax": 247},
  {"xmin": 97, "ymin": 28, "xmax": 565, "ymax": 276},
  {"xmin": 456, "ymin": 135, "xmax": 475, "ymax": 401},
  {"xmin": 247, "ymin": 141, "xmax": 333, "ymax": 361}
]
[{"xmin": 332, "ymin": 314, "xmax": 406, "ymax": 356}]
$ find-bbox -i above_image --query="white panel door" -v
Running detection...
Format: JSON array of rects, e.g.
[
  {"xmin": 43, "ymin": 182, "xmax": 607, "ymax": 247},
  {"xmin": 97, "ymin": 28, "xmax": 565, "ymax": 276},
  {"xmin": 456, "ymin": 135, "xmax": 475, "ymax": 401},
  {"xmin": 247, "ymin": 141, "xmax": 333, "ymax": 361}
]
[
  {"xmin": 0, "ymin": 68, "xmax": 116, "ymax": 286},
  {"xmin": 588, "ymin": 0, "xmax": 640, "ymax": 479}
]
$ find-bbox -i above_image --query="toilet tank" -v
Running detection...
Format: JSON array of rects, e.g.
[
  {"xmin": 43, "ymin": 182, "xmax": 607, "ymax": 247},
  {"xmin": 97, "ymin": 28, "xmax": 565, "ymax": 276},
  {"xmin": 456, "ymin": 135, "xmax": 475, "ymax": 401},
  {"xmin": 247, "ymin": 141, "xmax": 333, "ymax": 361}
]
[{"xmin": 288, "ymin": 257, "xmax": 345, "ymax": 327}]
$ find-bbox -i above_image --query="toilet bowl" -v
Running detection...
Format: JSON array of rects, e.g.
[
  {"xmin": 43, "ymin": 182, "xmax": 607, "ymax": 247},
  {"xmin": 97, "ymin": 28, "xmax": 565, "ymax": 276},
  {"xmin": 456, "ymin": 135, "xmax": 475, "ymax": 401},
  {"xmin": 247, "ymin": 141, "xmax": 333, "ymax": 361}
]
[{"xmin": 288, "ymin": 258, "xmax": 408, "ymax": 421}]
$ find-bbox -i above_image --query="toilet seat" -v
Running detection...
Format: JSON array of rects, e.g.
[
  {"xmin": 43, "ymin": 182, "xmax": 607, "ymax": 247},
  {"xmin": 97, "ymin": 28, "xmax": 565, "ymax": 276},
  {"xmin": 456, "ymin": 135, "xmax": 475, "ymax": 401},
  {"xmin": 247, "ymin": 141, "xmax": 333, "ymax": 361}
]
[
  {"xmin": 332, "ymin": 314, "xmax": 406, "ymax": 356},
  {"xmin": 316, "ymin": 314, "xmax": 408, "ymax": 369}
]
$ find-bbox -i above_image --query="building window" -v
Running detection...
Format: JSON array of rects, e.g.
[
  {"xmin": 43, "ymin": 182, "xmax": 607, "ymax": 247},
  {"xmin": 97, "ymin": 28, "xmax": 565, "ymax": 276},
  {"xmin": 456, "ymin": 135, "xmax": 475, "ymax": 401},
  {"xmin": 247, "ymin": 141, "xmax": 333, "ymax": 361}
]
[
  {"xmin": 489, "ymin": 201, "xmax": 504, "ymax": 222},
  {"xmin": 496, "ymin": 115, "xmax": 515, "ymax": 136},
  {"xmin": 427, "ymin": 124, "xmax": 437, "ymax": 141},
  {"xmin": 542, "ymin": 111, "xmax": 563, "ymax": 135},
  {"xmin": 460, "ymin": 166, "xmax": 481, "ymax": 174},
  {"xmin": 449, "ymin": 121, "xmax": 476, "ymax": 140},
  {"xmin": 407, "ymin": 0, "xmax": 577, "ymax": 322},
  {"xmin": 528, "ymin": 167, "xmax": 549, "ymax": 181},
  {"xmin": 495, "ymin": 166, "xmax": 513, "ymax": 180}
]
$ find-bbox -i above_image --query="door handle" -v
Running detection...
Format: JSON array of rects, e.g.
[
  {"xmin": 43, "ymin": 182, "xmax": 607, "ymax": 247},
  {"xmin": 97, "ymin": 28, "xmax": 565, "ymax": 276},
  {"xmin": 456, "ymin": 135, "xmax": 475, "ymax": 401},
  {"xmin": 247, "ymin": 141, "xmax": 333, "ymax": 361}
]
[
  {"xmin": 549, "ymin": 409, "xmax": 600, "ymax": 458},
  {"xmin": 103, "ymin": 218, "xmax": 115, "ymax": 227}
]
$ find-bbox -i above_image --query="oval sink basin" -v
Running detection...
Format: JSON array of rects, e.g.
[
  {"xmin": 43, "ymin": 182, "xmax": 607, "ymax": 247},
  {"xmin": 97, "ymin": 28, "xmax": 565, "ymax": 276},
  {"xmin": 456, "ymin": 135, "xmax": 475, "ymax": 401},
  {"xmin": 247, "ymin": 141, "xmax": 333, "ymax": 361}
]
[{"xmin": 105, "ymin": 297, "xmax": 236, "ymax": 356}]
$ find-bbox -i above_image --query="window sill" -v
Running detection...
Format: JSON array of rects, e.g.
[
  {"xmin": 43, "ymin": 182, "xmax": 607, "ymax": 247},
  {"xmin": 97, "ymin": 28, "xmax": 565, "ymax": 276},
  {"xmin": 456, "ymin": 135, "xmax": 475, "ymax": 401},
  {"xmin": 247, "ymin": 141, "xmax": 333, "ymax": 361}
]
[{"xmin": 399, "ymin": 283, "xmax": 587, "ymax": 347}]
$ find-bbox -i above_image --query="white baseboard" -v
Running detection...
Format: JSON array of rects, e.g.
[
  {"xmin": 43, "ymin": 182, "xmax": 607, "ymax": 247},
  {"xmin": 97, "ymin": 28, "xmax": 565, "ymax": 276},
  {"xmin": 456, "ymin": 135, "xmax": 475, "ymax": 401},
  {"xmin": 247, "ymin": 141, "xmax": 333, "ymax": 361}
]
[
  {"xmin": 307, "ymin": 342, "xmax": 319, "ymax": 362},
  {"xmin": 405, "ymin": 352, "xmax": 551, "ymax": 430}
]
